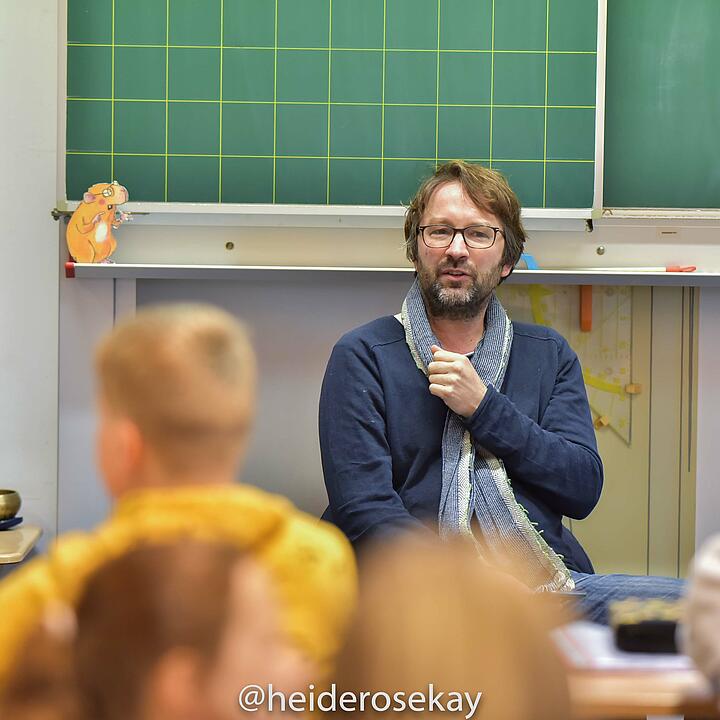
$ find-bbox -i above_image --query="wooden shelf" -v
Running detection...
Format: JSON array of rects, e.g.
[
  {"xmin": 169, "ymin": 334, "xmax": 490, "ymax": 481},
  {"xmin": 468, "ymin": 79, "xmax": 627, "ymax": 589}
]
[
  {"xmin": 56, "ymin": 201, "xmax": 593, "ymax": 232},
  {"xmin": 65, "ymin": 262, "xmax": 720, "ymax": 286}
]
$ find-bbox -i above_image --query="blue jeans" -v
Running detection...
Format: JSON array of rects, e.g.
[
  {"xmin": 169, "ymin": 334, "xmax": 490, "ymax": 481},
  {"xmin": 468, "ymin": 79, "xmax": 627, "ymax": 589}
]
[{"xmin": 569, "ymin": 571, "xmax": 685, "ymax": 625}]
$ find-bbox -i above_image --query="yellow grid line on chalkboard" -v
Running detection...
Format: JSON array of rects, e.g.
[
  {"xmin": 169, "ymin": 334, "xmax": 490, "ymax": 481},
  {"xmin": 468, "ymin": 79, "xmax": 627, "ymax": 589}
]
[
  {"xmin": 272, "ymin": 0, "xmax": 278, "ymax": 203},
  {"xmin": 488, "ymin": 0, "xmax": 496, "ymax": 168},
  {"xmin": 164, "ymin": 0, "xmax": 169, "ymax": 201},
  {"xmin": 326, "ymin": 0, "xmax": 333, "ymax": 203},
  {"xmin": 434, "ymin": 0, "xmax": 441, "ymax": 169},
  {"xmin": 67, "ymin": 98, "xmax": 596, "ymax": 110},
  {"xmin": 379, "ymin": 0, "xmax": 387, "ymax": 204},
  {"xmin": 67, "ymin": 151, "xmax": 593, "ymax": 163},
  {"xmin": 218, "ymin": 0, "xmax": 224, "ymax": 202},
  {"xmin": 69, "ymin": 41, "xmax": 596, "ymax": 55},
  {"xmin": 543, "ymin": 0, "xmax": 551, "ymax": 207},
  {"xmin": 110, "ymin": 0, "xmax": 115, "ymax": 181}
]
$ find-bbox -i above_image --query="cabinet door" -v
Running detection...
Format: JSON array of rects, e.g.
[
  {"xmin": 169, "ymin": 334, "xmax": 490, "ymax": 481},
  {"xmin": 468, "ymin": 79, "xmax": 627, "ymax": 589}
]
[{"xmin": 498, "ymin": 285, "xmax": 697, "ymax": 577}]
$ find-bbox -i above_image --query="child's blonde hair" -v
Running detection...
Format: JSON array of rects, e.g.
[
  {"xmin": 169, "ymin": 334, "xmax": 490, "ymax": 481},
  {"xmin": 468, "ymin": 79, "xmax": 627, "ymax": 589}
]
[{"xmin": 95, "ymin": 304, "xmax": 256, "ymax": 470}]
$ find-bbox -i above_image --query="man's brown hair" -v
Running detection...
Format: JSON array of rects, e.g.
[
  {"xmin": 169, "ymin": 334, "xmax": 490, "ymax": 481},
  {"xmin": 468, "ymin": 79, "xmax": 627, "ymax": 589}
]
[
  {"xmin": 404, "ymin": 160, "xmax": 526, "ymax": 273},
  {"xmin": 95, "ymin": 303, "xmax": 256, "ymax": 470}
]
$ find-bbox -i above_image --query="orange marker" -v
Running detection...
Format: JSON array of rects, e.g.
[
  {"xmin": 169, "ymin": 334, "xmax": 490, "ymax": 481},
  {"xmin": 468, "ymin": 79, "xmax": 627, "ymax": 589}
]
[{"xmin": 571, "ymin": 265, "xmax": 697, "ymax": 272}]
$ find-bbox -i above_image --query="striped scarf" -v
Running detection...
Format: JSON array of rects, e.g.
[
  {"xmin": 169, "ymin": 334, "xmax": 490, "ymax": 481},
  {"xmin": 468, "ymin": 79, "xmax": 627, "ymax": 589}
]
[{"xmin": 400, "ymin": 279, "xmax": 573, "ymax": 592}]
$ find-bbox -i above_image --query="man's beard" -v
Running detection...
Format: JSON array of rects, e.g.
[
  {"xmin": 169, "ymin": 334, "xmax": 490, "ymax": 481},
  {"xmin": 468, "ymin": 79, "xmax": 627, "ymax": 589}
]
[{"xmin": 417, "ymin": 260, "xmax": 503, "ymax": 320}]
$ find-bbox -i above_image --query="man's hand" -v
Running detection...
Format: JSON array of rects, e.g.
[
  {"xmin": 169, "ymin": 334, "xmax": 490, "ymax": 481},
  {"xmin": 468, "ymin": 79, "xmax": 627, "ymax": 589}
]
[{"xmin": 427, "ymin": 345, "xmax": 487, "ymax": 418}]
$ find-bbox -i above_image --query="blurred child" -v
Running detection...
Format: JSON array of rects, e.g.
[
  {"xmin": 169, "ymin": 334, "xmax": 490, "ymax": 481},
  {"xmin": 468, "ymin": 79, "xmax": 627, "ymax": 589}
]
[
  {"xmin": 74, "ymin": 541, "xmax": 304, "ymax": 720},
  {"xmin": 3, "ymin": 540, "xmax": 305, "ymax": 720},
  {"xmin": 334, "ymin": 535, "xmax": 570, "ymax": 720},
  {"xmin": 0, "ymin": 304, "xmax": 356, "ymax": 691},
  {"xmin": 684, "ymin": 535, "xmax": 720, "ymax": 691},
  {"xmin": 0, "ymin": 623, "xmax": 78, "ymax": 720}
]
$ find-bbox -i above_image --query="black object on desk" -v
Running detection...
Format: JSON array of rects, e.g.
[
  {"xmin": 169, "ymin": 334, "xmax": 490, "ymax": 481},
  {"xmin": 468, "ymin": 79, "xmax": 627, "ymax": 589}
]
[{"xmin": 610, "ymin": 598, "xmax": 682, "ymax": 654}]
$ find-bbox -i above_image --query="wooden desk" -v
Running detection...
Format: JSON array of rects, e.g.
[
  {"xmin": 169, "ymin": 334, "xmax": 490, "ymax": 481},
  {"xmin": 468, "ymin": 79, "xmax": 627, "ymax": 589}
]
[
  {"xmin": 556, "ymin": 622, "xmax": 719, "ymax": 719},
  {"xmin": 569, "ymin": 668, "xmax": 718, "ymax": 719}
]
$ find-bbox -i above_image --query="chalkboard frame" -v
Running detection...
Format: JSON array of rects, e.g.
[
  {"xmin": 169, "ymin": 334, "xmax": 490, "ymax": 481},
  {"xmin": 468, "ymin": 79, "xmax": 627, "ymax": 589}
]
[{"xmin": 58, "ymin": 0, "xmax": 607, "ymax": 226}]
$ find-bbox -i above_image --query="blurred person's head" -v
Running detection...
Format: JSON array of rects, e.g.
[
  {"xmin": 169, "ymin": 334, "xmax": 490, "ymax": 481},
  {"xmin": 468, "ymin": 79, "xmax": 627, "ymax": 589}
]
[
  {"xmin": 74, "ymin": 541, "xmax": 310, "ymax": 720},
  {"xmin": 335, "ymin": 535, "xmax": 570, "ymax": 720},
  {"xmin": 683, "ymin": 534, "xmax": 720, "ymax": 686},
  {"xmin": 94, "ymin": 304, "xmax": 256, "ymax": 498},
  {"xmin": 0, "ymin": 620, "xmax": 79, "ymax": 720}
]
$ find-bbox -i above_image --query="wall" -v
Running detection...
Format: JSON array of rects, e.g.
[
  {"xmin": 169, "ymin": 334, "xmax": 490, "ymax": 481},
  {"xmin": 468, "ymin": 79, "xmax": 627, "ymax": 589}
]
[{"xmin": 0, "ymin": 2, "xmax": 60, "ymax": 545}]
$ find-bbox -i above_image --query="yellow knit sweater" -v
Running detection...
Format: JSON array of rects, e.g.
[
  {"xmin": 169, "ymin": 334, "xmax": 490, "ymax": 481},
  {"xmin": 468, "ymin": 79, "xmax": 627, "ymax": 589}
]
[{"xmin": 0, "ymin": 484, "xmax": 357, "ymax": 685}]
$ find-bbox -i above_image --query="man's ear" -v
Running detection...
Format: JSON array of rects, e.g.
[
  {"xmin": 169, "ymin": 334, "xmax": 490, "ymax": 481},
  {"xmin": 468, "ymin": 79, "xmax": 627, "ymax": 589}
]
[{"xmin": 500, "ymin": 262, "xmax": 513, "ymax": 278}]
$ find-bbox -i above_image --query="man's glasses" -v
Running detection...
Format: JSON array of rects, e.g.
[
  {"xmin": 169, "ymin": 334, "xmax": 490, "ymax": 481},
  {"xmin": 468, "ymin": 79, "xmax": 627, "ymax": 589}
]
[{"xmin": 418, "ymin": 224, "xmax": 504, "ymax": 250}]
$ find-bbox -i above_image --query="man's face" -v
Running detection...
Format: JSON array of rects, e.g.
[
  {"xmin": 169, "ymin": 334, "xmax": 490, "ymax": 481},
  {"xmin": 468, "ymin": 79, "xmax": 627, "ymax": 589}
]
[{"xmin": 414, "ymin": 181, "xmax": 512, "ymax": 320}]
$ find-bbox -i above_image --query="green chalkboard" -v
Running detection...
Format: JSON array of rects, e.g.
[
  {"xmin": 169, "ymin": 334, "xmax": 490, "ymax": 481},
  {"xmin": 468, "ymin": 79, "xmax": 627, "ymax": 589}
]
[
  {"xmin": 66, "ymin": 0, "xmax": 598, "ymax": 208},
  {"xmin": 604, "ymin": 0, "xmax": 720, "ymax": 208}
]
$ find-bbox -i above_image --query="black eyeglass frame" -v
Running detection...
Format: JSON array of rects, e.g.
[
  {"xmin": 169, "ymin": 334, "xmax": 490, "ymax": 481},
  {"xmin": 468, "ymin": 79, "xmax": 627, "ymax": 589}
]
[{"xmin": 417, "ymin": 224, "xmax": 505, "ymax": 250}]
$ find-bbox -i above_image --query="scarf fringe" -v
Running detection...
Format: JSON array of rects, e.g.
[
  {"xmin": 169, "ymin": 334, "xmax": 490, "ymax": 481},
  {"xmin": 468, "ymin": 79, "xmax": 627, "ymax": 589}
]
[{"xmin": 401, "ymin": 280, "xmax": 573, "ymax": 593}]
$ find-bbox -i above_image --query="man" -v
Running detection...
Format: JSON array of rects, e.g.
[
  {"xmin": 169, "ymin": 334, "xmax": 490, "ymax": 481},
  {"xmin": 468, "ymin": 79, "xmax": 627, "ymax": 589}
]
[
  {"xmin": 319, "ymin": 160, "xmax": 682, "ymax": 622},
  {"xmin": 0, "ymin": 304, "xmax": 356, "ymax": 688}
]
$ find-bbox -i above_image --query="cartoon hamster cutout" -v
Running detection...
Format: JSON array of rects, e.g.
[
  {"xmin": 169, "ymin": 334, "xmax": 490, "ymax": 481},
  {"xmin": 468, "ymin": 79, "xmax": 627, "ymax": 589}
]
[{"xmin": 66, "ymin": 181, "xmax": 131, "ymax": 263}]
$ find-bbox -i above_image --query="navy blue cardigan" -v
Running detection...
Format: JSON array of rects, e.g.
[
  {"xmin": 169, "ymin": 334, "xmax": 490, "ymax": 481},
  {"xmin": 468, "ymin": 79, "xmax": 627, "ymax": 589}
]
[{"xmin": 319, "ymin": 315, "xmax": 603, "ymax": 573}]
